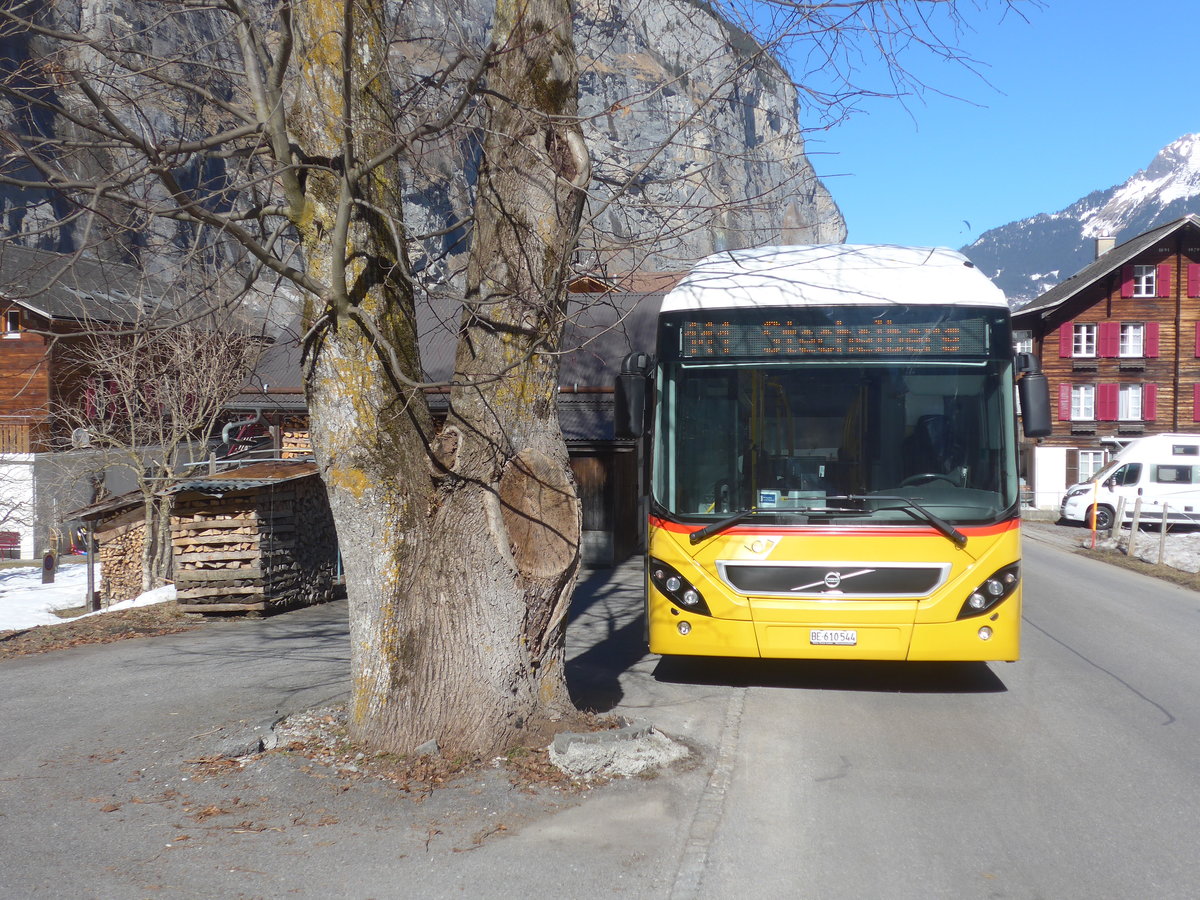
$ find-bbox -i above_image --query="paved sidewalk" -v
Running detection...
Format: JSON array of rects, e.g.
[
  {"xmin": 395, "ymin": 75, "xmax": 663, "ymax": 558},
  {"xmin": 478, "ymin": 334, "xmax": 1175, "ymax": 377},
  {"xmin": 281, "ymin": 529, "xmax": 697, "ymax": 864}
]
[{"xmin": 0, "ymin": 559, "xmax": 718, "ymax": 899}]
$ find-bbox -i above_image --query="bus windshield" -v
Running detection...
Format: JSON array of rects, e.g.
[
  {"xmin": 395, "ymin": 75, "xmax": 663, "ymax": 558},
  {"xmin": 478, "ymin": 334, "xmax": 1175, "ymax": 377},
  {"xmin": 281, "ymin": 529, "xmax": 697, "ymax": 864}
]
[{"xmin": 653, "ymin": 358, "xmax": 1019, "ymax": 527}]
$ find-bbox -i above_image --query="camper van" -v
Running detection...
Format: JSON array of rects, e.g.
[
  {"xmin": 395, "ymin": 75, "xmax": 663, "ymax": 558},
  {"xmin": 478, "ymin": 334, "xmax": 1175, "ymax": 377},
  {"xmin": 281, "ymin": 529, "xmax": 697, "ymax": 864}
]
[{"xmin": 1060, "ymin": 433, "xmax": 1200, "ymax": 529}]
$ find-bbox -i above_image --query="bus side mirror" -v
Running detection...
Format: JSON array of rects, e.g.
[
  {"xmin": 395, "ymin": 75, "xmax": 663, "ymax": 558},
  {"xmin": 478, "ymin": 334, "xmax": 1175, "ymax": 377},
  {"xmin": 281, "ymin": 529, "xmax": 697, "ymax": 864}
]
[
  {"xmin": 615, "ymin": 352, "xmax": 653, "ymax": 439},
  {"xmin": 1016, "ymin": 353, "xmax": 1052, "ymax": 438}
]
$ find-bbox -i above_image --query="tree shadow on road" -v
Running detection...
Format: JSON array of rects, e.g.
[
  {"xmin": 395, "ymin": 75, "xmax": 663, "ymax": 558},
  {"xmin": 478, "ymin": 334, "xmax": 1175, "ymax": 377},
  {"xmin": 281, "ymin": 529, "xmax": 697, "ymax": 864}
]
[{"xmin": 565, "ymin": 563, "xmax": 647, "ymax": 713}]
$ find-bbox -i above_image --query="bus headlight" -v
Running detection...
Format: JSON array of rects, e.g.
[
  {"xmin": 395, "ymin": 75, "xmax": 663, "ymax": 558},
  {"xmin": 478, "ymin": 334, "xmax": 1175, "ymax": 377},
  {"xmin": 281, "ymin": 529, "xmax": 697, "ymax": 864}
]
[
  {"xmin": 957, "ymin": 563, "xmax": 1019, "ymax": 619},
  {"xmin": 650, "ymin": 558, "xmax": 712, "ymax": 617}
]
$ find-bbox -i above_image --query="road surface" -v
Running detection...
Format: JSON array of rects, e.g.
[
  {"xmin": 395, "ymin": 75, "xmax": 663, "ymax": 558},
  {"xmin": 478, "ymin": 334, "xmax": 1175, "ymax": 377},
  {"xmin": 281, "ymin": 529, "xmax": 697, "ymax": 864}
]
[{"xmin": 2, "ymin": 526, "xmax": 1197, "ymax": 898}]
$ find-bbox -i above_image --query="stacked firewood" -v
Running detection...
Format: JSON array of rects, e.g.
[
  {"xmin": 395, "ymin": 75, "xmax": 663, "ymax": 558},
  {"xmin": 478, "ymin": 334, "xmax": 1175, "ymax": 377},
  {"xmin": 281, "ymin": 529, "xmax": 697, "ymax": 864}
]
[
  {"xmin": 280, "ymin": 416, "xmax": 312, "ymax": 458},
  {"xmin": 169, "ymin": 474, "xmax": 336, "ymax": 614},
  {"xmin": 98, "ymin": 519, "xmax": 146, "ymax": 605},
  {"xmin": 171, "ymin": 494, "xmax": 267, "ymax": 612}
]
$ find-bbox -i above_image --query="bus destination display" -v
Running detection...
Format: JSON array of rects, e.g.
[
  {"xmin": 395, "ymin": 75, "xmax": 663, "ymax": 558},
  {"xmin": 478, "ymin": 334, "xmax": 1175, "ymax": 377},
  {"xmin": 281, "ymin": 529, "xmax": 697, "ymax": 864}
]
[{"xmin": 679, "ymin": 317, "xmax": 989, "ymax": 358}]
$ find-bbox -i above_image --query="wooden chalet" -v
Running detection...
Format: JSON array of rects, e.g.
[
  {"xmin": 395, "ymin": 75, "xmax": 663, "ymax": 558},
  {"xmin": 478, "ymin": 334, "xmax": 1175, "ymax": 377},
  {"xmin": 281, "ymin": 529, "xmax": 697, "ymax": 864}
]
[
  {"xmin": 0, "ymin": 245, "xmax": 163, "ymax": 451},
  {"xmin": 0, "ymin": 245, "xmax": 164, "ymax": 556},
  {"xmin": 1012, "ymin": 214, "xmax": 1200, "ymax": 508}
]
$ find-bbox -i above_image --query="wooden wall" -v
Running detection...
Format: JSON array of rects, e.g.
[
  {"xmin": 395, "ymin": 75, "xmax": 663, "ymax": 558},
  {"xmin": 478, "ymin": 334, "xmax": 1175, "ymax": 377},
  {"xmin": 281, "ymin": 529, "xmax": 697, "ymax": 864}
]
[{"xmin": 0, "ymin": 304, "xmax": 51, "ymax": 423}]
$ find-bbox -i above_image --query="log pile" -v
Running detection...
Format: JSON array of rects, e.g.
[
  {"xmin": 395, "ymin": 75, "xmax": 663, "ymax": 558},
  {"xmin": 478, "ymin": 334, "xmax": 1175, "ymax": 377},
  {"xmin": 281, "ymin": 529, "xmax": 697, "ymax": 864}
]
[
  {"xmin": 280, "ymin": 416, "xmax": 312, "ymax": 458},
  {"xmin": 97, "ymin": 512, "xmax": 146, "ymax": 605},
  {"xmin": 170, "ymin": 465, "xmax": 336, "ymax": 615}
]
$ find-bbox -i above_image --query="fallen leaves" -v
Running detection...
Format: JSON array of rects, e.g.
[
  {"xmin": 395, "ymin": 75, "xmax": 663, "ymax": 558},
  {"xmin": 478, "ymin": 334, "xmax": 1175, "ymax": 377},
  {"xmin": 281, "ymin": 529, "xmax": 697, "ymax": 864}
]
[{"xmin": 0, "ymin": 605, "xmax": 205, "ymax": 659}]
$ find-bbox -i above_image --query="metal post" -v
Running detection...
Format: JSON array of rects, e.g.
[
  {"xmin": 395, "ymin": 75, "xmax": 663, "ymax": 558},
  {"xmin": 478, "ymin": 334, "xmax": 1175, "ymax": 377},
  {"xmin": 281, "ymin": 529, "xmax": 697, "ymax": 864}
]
[
  {"xmin": 86, "ymin": 521, "xmax": 98, "ymax": 611},
  {"xmin": 1158, "ymin": 504, "xmax": 1169, "ymax": 566}
]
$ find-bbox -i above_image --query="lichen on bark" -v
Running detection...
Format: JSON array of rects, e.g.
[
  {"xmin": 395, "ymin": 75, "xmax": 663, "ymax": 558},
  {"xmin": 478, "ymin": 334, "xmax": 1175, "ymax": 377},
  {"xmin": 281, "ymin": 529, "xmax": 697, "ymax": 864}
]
[{"xmin": 285, "ymin": 0, "xmax": 589, "ymax": 756}]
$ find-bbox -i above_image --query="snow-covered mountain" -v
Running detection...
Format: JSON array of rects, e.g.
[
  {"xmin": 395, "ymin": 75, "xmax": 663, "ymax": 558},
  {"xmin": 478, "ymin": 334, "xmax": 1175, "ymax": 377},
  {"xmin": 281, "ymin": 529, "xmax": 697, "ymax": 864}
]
[{"xmin": 963, "ymin": 133, "xmax": 1200, "ymax": 305}]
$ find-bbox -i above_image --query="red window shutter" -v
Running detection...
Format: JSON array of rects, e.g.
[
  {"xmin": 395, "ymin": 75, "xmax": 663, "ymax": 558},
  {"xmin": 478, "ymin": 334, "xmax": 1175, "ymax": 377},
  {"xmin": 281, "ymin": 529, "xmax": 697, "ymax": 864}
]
[
  {"xmin": 1097, "ymin": 383, "xmax": 1118, "ymax": 421},
  {"xmin": 1098, "ymin": 322, "xmax": 1119, "ymax": 357},
  {"xmin": 1121, "ymin": 265, "xmax": 1135, "ymax": 298},
  {"xmin": 1059, "ymin": 322, "xmax": 1073, "ymax": 358},
  {"xmin": 1190, "ymin": 263, "xmax": 1200, "ymax": 298},
  {"xmin": 1058, "ymin": 383, "xmax": 1071, "ymax": 421},
  {"xmin": 1157, "ymin": 263, "xmax": 1171, "ymax": 297},
  {"xmin": 1144, "ymin": 383, "xmax": 1158, "ymax": 421},
  {"xmin": 1145, "ymin": 322, "xmax": 1159, "ymax": 358},
  {"xmin": 1194, "ymin": 384, "xmax": 1200, "ymax": 422}
]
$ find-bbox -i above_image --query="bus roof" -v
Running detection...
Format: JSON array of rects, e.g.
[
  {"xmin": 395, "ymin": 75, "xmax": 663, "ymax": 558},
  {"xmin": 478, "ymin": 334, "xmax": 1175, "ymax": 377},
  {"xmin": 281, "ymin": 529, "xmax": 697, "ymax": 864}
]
[{"xmin": 660, "ymin": 244, "xmax": 1007, "ymax": 313}]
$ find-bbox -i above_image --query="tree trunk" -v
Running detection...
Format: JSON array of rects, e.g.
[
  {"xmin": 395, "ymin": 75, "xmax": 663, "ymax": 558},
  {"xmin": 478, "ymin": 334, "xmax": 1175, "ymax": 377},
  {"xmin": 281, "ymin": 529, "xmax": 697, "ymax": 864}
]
[{"xmin": 290, "ymin": 0, "xmax": 587, "ymax": 756}]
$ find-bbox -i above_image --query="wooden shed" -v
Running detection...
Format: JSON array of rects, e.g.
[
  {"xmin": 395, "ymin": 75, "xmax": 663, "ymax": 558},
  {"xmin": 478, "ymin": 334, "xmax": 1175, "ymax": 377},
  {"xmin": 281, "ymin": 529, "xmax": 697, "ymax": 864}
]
[
  {"xmin": 166, "ymin": 460, "xmax": 337, "ymax": 614},
  {"xmin": 71, "ymin": 492, "xmax": 149, "ymax": 606}
]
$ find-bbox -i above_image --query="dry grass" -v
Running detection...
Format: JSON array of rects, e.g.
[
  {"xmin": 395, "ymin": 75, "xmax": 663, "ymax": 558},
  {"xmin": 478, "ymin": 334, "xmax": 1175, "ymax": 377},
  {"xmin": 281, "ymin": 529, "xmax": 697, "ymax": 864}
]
[{"xmin": 0, "ymin": 603, "xmax": 205, "ymax": 659}]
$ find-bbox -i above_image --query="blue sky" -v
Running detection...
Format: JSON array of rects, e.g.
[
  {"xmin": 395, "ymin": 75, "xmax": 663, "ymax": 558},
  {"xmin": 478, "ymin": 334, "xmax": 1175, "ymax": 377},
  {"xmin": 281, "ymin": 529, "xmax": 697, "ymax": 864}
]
[{"xmin": 804, "ymin": 0, "xmax": 1200, "ymax": 250}]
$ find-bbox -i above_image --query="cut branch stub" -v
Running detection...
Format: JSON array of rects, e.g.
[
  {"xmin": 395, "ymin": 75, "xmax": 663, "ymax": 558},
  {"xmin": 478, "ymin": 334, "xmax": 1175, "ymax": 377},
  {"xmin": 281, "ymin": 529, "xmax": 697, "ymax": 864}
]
[
  {"xmin": 430, "ymin": 425, "xmax": 461, "ymax": 475},
  {"xmin": 498, "ymin": 449, "xmax": 578, "ymax": 580}
]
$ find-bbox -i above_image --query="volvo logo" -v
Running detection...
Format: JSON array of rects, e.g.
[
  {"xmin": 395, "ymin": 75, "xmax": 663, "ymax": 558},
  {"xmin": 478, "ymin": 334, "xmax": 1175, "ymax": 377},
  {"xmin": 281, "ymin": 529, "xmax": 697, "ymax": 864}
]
[{"xmin": 793, "ymin": 568, "xmax": 876, "ymax": 592}]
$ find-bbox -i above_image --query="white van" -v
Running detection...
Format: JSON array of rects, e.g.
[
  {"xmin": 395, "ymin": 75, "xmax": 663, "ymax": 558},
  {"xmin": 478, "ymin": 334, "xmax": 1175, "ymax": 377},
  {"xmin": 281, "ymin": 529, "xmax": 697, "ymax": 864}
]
[{"xmin": 1060, "ymin": 433, "xmax": 1200, "ymax": 529}]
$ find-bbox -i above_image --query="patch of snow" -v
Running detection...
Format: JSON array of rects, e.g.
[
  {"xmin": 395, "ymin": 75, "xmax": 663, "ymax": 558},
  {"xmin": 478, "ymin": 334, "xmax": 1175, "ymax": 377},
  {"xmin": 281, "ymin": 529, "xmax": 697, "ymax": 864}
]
[{"xmin": 0, "ymin": 563, "xmax": 174, "ymax": 632}]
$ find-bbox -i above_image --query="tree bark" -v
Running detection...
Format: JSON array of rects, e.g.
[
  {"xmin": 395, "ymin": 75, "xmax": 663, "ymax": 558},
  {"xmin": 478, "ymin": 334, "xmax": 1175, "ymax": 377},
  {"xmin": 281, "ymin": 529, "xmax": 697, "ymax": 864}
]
[{"xmin": 290, "ymin": 0, "xmax": 587, "ymax": 755}]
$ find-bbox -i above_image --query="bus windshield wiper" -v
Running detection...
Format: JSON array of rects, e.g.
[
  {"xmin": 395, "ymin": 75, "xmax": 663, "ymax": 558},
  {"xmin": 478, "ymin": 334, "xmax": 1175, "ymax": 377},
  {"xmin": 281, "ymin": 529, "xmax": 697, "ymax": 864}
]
[
  {"xmin": 688, "ymin": 496, "xmax": 966, "ymax": 548},
  {"xmin": 689, "ymin": 508, "xmax": 760, "ymax": 545},
  {"xmin": 689, "ymin": 505, "xmax": 871, "ymax": 545},
  {"xmin": 845, "ymin": 494, "xmax": 967, "ymax": 548}
]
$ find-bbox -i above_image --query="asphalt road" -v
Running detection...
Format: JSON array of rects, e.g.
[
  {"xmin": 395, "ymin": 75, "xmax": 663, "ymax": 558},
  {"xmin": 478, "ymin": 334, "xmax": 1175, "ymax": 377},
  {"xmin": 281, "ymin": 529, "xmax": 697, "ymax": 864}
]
[
  {"xmin": 689, "ymin": 533, "xmax": 1200, "ymax": 898},
  {"xmin": 2, "ymin": 526, "xmax": 1199, "ymax": 898}
]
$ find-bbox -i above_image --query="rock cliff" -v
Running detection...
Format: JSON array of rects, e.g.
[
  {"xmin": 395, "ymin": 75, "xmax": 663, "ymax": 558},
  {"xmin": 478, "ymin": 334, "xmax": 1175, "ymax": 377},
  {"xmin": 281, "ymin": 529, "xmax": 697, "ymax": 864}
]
[{"xmin": 1, "ymin": 0, "xmax": 844, "ymax": 284}]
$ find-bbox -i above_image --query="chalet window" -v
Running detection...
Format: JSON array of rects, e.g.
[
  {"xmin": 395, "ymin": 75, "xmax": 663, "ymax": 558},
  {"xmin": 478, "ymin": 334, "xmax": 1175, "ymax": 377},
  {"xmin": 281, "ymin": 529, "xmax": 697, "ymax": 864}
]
[
  {"xmin": 1118, "ymin": 384, "xmax": 1142, "ymax": 420},
  {"xmin": 1073, "ymin": 324, "xmax": 1097, "ymax": 357},
  {"xmin": 1013, "ymin": 330, "xmax": 1033, "ymax": 355},
  {"xmin": 1132, "ymin": 265, "xmax": 1157, "ymax": 297},
  {"xmin": 1071, "ymin": 384, "xmax": 1095, "ymax": 420},
  {"xmin": 1119, "ymin": 323, "xmax": 1144, "ymax": 357},
  {"xmin": 1122, "ymin": 263, "xmax": 1171, "ymax": 299},
  {"xmin": 1078, "ymin": 450, "xmax": 1106, "ymax": 481},
  {"xmin": 2, "ymin": 309, "xmax": 19, "ymax": 338}
]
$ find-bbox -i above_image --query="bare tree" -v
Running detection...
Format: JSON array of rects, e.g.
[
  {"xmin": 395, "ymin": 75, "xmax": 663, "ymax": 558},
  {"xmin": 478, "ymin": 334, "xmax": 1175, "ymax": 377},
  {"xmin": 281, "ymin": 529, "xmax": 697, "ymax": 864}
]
[
  {"xmin": 56, "ymin": 320, "xmax": 263, "ymax": 592},
  {"xmin": 0, "ymin": 0, "xmax": 1024, "ymax": 754}
]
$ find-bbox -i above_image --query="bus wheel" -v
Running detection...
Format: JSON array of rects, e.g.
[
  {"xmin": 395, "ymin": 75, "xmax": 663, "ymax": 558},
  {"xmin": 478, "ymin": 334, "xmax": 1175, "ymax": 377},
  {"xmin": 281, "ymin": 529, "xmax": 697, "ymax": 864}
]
[{"xmin": 1091, "ymin": 505, "xmax": 1115, "ymax": 530}]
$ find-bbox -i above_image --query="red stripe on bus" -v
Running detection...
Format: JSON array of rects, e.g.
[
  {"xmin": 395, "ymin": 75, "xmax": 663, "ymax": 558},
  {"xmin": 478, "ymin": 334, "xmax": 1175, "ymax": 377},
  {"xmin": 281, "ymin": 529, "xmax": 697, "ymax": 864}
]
[{"xmin": 649, "ymin": 516, "xmax": 1019, "ymax": 539}]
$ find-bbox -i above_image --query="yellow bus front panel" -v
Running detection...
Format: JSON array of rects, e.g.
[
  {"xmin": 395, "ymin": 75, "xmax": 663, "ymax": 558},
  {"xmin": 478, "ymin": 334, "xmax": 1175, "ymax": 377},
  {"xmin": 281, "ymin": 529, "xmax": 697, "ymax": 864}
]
[{"xmin": 646, "ymin": 520, "xmax": 1022, "ymax": 661}]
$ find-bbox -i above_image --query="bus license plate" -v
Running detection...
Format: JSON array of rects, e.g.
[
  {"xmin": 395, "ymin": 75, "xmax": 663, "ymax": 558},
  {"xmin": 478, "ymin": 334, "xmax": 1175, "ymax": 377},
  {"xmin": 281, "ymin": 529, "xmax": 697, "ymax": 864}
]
[{"xmin": 810, "ymin": 629, "xmax": 857, "ymax": 646}]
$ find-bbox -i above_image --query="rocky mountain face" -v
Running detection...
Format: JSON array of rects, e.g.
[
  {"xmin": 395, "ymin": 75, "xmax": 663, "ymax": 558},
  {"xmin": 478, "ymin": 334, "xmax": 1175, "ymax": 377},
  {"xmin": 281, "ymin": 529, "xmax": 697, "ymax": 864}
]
[
  {"xmin": 571, "ymin": 0, "xmax": 845, "ymax": 270},
  {"xmin": 0, "ymin": 0, "xmax": 845, "ymax": 289},
  {"xmin": 963, "ymin": 134, "xmax": 1200, "ymax": 306}
]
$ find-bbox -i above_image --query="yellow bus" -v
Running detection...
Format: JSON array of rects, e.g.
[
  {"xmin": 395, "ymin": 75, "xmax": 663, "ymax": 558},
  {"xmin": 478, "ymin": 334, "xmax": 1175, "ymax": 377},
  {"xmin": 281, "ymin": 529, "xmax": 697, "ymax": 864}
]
[{"xmin": 617, "ymin": 245, "xmax": 1051, "ymax": 661}]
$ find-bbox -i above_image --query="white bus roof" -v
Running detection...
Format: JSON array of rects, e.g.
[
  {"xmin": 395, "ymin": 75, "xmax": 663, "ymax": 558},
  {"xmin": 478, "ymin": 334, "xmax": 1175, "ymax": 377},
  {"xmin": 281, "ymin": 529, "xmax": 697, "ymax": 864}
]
[{"xmin": 660, "ymin": 244, "xmax": 1007, "ymax": 313}]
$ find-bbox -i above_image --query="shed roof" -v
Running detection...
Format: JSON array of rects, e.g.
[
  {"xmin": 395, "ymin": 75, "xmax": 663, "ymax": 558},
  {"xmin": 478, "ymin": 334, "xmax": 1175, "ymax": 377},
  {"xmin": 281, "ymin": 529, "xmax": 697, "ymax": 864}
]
[{"xmin": 163, "ymin": 460, "xmax": 319, "ymax": 496}]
